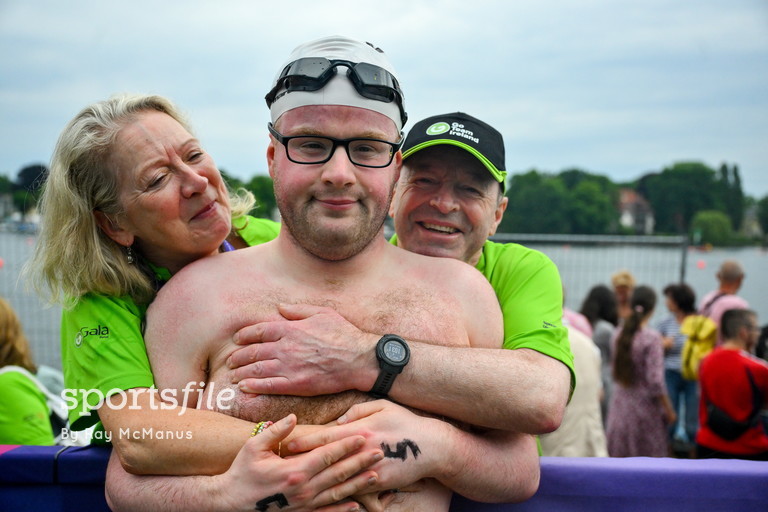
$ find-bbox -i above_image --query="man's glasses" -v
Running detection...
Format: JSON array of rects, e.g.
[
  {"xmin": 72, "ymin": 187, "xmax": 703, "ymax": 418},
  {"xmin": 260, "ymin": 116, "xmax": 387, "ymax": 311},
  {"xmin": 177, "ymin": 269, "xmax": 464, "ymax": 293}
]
[{"xmin": 268, "ymin": 123, "xmax": 403, "ymax": 168}]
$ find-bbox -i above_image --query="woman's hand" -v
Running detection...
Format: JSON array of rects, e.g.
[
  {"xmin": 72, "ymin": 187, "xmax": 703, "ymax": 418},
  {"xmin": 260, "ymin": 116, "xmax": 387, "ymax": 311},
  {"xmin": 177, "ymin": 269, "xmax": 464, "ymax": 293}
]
[{"xmin": 217, "ymin": 414, "xmax": 383, "ymax": 511}]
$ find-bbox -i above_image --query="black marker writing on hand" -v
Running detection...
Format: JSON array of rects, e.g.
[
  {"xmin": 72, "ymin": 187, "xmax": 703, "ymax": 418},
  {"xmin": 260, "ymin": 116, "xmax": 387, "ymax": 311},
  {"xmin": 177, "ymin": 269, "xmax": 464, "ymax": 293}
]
[
  {"xmin": 255, "ymin": 493, "xmax": 289, "ymax": 511},
  {"xmin": 380, "ymin": 439, "xmax": 421, "ymax": 460}
]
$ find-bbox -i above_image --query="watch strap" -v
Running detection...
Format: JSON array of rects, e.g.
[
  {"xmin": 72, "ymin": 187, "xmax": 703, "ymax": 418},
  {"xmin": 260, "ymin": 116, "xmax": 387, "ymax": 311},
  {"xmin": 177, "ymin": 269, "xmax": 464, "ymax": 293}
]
[{"xmin": 371, "ymin": 369, "xmax": 397, "ymax": 398}]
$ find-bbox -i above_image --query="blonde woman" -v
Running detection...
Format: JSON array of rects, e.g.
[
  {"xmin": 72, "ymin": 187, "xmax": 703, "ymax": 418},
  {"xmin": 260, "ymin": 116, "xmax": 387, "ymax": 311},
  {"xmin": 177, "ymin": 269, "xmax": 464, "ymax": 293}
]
[{"xmin": 25, "ymin": 94, "xmax": 379, "ymax": 510}]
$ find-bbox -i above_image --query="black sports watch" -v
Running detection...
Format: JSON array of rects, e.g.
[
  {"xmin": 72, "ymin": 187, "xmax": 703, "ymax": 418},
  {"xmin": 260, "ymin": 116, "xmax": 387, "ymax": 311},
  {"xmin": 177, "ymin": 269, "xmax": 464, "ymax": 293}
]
[{"xmin": 370, "ymin": 334, "xmax": 410, "ymax": 398}]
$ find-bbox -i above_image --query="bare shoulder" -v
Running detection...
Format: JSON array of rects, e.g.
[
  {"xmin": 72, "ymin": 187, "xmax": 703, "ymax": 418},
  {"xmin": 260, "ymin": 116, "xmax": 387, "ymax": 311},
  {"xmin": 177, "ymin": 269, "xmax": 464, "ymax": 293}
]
[
  {"xmin": 145, "ymin": 247, "xmax": 261, "ymax": 371},
  {"xmin": 391, "ymin": 245, "xmax": 492, "ymax": 293},
  {"xmin": 387, "ymin": 246, "xmax": 502, "ymax": 348},
  {"xmin": 153, "ymin": 244, "xmax": 272, "ymax": 310},
  {"xmin": 147, "ymin": 257, "xmax": 222, "ymax": 323}
]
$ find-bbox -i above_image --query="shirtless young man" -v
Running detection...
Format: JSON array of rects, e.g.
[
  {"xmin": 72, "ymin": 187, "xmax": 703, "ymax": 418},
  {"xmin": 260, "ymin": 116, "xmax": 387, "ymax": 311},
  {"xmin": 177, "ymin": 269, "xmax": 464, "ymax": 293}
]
[
  {"xmin": 106, "ymin": 37, "xmax": 539, "ymax": 512},
  {"xmin": 144, "ymin": 99, "xmax": 506, "ymax": 512}
]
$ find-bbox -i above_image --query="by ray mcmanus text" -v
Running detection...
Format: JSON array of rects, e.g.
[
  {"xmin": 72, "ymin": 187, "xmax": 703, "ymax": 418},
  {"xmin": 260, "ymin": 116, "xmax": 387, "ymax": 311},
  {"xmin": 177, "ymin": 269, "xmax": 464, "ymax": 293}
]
[{"xmin": 60, "ymin": 426, "xmax": 194, "ymax": 443}]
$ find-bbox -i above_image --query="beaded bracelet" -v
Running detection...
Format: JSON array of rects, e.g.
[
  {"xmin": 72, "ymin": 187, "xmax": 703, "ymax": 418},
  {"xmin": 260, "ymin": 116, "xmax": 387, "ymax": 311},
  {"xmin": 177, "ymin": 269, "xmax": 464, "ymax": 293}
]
[{"xmin": 250, "ymin": 420, "xmax": 274, "ymax": 437}]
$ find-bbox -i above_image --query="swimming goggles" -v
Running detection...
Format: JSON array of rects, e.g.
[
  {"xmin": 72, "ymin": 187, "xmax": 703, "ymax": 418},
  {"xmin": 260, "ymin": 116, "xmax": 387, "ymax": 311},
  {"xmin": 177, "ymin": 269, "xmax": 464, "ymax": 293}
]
[{"xmin": 264, "ymin": 58, "xmax": 407, "ymax": 125}]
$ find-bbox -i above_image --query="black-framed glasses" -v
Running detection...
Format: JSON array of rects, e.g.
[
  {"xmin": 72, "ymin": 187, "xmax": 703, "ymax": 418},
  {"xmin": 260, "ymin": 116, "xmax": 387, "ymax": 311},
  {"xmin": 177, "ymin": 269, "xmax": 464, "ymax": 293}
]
[
  {"xmin": 268, "ymin": 123, "xmax": 403, "ymax": 168},
  {"xmin": 264, "ymin": 58, "xmax": 407, "ymax": 126}
]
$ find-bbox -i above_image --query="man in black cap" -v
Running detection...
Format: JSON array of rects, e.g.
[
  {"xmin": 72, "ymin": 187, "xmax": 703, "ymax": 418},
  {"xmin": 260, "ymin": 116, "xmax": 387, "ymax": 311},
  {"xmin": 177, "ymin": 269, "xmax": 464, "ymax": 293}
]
[{"xmin": 389, "ymin": 112, "xmax": 574, "ymax": 433}]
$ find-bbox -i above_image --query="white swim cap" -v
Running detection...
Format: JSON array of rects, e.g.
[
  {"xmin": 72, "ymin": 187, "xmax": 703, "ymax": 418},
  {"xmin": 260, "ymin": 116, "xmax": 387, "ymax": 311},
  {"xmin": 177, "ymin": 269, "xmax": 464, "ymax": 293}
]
[{"xmin": 266, "ymin": 36, "xmax": 407, "ymax": 130}]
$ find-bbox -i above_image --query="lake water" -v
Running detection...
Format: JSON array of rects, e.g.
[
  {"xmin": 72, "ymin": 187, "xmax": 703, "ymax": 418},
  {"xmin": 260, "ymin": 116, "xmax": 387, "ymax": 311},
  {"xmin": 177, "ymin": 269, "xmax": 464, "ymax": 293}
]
[{"xmin": 1, "ymin": 231, "xmax": 766, "ymax": 371}]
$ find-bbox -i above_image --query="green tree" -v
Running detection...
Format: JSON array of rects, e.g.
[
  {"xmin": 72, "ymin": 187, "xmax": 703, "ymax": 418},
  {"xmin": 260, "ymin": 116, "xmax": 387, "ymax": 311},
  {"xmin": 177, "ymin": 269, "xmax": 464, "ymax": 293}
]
[
  {"xmin": 568, "ymin": 180, "xmax": 617, "ymax": 234},
  {"xmin": 501, "ymin": 168, "xmax": 621, "ymax": 234},
  {"xmin": 0, "ymin": 174, "xmax": 13, "ymax": 194},
  {"xmin": 559, "ymin": 168, "xmax": 617, "ymax": 196},
  {"xmin": 691, "ymin": 210, "xmax": 732, "ymax": 246},
  {"xmin": 14, "ymin": 164, "xmax": 48, "ymax": 214},
  {"xmin": 17, "ymin": 164, "xmax": 48, "ymax": 192},
  {"xmin": 641, "ymin": 162, "xmax": 720, "ymax": 233},
  {"xmin": 500, "ymin": 170, "xmax": 569, "ymax": 233},
  {"xmin": 219, "ymin": 169, "xmax": 245, "ymax": 190},
  {"xmin": 757, "ymin": 195, "xmax": 768, "ymax": 236},
  {"xmin": 559, "ymin": 168, "xmax": 591, "ymax": 190},
  {"xmin": 244, "ymin": 175, "xmax": 277, "ymax": 219},
  {"xmin": 718, "ymin": 163, "xmax": 744, "ymax": 231},
  {"xmin": 220, "ymin": 170, "xmax": 276, "ymax": 219},
  {"xmin": 558, "ymin": 168, "xmax": 619, "ymax": 233}
]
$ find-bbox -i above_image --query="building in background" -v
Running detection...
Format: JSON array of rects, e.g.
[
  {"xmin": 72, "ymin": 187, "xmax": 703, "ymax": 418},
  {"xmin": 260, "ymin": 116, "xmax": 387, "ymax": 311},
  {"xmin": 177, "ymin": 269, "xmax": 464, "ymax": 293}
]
[{"xmin": 619, "ymin": 188, "xmax": 655, "ymax": 235}]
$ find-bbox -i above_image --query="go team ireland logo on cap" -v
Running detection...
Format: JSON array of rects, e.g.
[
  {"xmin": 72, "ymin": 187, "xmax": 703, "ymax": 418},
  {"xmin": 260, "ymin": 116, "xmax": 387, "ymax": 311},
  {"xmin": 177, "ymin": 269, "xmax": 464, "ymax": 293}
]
[
  {"xmin": 426, "ymin": 122, "xmax": 450, "ymax": 136},
  {"xmin": 402, "ymin": 112, "xmax": 508, "ymax": 191}
]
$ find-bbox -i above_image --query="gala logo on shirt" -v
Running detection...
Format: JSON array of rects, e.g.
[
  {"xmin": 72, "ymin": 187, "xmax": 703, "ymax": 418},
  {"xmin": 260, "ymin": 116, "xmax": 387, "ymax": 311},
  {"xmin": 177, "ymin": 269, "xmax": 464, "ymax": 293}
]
[{"xmin": 75, "ymin": 325, "xmax": 110, "ymax": 346}]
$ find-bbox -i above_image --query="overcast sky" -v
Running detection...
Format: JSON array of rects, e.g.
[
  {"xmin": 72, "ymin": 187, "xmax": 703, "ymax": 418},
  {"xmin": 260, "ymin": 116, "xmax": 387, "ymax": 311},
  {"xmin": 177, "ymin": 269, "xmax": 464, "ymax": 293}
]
[{"xmin": 2, "ymin": 0, "xmax": 767, "ymax": 198}]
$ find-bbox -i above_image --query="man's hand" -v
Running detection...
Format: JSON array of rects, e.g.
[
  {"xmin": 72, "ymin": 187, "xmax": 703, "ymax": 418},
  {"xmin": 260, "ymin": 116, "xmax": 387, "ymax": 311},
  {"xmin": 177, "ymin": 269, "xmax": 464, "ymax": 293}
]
[
  {"xmin": 228, "ymin": 304, "xmax": 377, "ymax": 395},
  {"xmin": 287, "ymin": 400, "xmax": 450, "ymax": 494}
]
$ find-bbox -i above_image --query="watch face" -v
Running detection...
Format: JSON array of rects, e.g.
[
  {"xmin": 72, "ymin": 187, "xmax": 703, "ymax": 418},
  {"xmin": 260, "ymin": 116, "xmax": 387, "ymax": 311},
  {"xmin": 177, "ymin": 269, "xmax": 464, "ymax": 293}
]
[{"xmin": 383, "ymin": 340, "xmax": 407, "ymax": 362}]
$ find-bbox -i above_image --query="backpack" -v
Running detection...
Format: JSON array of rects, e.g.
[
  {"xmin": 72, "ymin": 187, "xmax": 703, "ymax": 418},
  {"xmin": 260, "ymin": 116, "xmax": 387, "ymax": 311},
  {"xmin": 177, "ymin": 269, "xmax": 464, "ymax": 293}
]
[
  {"xmin": 680, "ymin": 314, "xmax": 718, "ymax": 380},
  {"xmin": 680, "ymin": 292, "xmax": 726, "ymax": 381},
  {"xmin": 706, "ymin": 366, "xmax": 763, "ymax": 440}
]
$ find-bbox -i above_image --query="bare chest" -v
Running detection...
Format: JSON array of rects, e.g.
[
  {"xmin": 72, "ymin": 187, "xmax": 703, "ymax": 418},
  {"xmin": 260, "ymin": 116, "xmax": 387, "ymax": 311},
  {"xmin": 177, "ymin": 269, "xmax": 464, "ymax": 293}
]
[{"xmin": 202, "ymin": 281, "xmax": 470, "ymax": 424}]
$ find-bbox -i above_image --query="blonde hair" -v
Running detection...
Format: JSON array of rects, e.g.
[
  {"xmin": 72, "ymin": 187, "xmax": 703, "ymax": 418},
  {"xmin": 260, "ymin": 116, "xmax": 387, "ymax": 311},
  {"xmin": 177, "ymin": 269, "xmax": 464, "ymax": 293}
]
[
  {"xmin": 0, "ymin": 298, "xmax": 36, "ymax": 373},
  {"xmin": 24, "ymin": 93, "xmax": 254, "ymax": 306},
  {"xmin": 611, "ymin": 269, "xmax": 636, "ymax": 289}
]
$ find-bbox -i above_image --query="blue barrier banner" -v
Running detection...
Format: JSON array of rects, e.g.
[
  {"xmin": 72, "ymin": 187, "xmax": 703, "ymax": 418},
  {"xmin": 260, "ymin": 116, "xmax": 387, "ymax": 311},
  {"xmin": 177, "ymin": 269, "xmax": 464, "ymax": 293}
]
[{"xmin": 3, "ymin": 446, "xmax": 768, "ymax": 512}]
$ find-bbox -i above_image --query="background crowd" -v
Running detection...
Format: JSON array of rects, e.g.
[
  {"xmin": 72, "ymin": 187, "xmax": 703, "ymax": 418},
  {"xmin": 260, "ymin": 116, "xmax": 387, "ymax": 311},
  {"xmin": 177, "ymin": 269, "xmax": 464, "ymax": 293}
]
[{"xmin": 542, "ymin": 260, "xmax": 768, "ymax": 461}]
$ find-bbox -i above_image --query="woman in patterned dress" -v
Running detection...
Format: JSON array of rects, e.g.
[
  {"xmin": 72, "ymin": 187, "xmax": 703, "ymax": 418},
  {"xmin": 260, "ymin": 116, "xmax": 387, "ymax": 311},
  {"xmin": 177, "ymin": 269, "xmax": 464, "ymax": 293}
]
[{"xmin": 607, "ymin": 285, "xmax": 677, "ymax": 457}]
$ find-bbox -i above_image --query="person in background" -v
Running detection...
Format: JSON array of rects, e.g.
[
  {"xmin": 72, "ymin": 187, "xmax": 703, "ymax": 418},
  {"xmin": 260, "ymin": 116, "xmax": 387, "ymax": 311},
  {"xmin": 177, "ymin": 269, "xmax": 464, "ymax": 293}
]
[
  {"xmin": 696, "ymin": 309, "xmax": 768, "ymax": 460},
  {"xmin": 563, "ymin": 287, "xmax": 593, "ymax": 339},
  {"xmin": 0, "ymin": 297, "xmax": 56, "ymax": 445},
  {"xmin": 611, "ymin": 269, "xmax": 636, "ymax": 321},
  {"xmin": 699, "ymin": 260, "xmax": 749, "ymax": 345},
  {"xmin": 657, "ymin": 283, "xmax": 699, "ymax": 457},
  {"xmin": 756, "ymin": 325, "xmax": 768, "ymax": 362},
  {"xmin": 579, "ymin": 284, "xmax": 619, "ymax": 424},
  {"xmin": 606, "ymin": 286, "xmax": 676, "ymax": 457},
  {"xmin": 540, "ymin": 324, "xmax": 607, "ymax": 457}
]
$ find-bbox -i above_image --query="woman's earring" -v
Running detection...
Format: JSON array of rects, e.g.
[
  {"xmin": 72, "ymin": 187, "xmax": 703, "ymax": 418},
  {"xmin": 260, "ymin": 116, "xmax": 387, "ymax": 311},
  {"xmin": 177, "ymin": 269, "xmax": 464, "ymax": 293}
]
[{"xmin": 126, "ymin": 246, "xmax": 135, "ymax": 264}]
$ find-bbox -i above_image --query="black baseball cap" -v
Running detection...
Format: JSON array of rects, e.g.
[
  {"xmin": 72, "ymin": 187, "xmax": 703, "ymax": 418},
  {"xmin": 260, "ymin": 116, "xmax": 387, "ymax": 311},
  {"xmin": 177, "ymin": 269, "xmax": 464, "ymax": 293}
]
[{"xmin": 402, "ymin": 112, "xmax": 507, "ymax": 192}]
